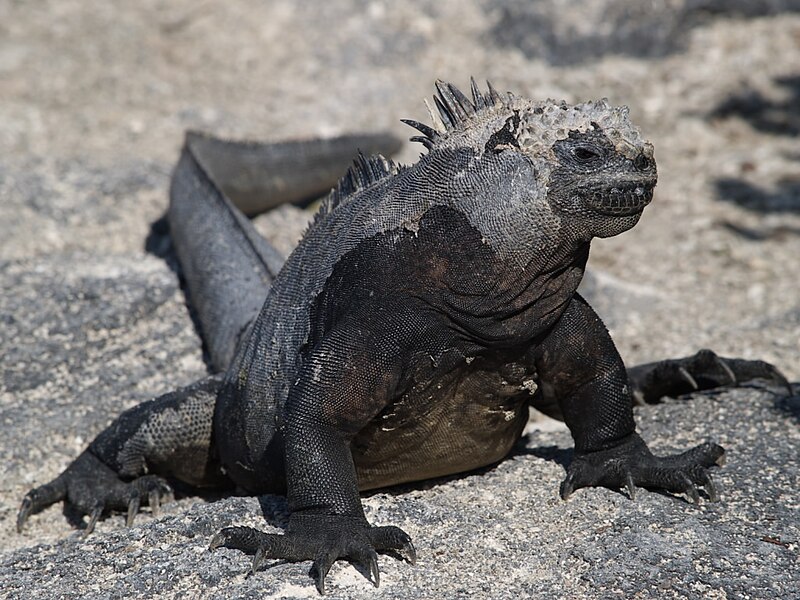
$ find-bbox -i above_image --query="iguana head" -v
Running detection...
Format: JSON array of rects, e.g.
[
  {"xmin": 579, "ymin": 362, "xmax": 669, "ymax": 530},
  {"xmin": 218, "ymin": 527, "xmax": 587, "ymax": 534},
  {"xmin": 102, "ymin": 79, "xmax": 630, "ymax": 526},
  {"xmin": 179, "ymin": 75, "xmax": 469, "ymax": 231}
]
[
  {"xmin": 516, "ymin": 98, "xmax": 657, "ymax": 239},
  {"xmin": 405, "ymin": 80, "xmax": 657, "ymax": 242}
]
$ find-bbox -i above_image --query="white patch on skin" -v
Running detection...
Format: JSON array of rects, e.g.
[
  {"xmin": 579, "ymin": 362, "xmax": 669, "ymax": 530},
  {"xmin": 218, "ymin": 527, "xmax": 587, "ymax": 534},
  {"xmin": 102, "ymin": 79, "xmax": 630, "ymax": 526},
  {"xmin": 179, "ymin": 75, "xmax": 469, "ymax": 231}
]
[
  {"xmin": 311, "ymin": 353, "xmax": 326, "ymax": 383},
  {"xmin": 520, "ymin": 379, "xmax": 539, "ymax": 395}
]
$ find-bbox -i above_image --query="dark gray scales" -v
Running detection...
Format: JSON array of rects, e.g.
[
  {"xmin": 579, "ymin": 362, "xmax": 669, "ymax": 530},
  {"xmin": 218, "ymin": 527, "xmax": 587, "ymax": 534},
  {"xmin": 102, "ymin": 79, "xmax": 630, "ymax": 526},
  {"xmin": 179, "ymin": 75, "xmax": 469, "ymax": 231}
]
[{"xmin": 17, "ymin": 80, "xmax": 791, "ymax": 595}]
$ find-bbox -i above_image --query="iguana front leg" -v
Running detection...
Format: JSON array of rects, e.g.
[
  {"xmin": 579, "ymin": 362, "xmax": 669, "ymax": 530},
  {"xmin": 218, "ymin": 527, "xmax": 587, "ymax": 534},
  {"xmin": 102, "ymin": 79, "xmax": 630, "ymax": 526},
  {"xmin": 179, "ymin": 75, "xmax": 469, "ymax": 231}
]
[
  {"xmin": 534, "ymin": 294, "xmax": 723, "ymax": 503},
  {"xmin": 17, "ymin": 375, "xmax": 228, "ymax": 534},
  {"xmin": 210, "ymin": 318, "xmax": 415, "ymax": 594}
]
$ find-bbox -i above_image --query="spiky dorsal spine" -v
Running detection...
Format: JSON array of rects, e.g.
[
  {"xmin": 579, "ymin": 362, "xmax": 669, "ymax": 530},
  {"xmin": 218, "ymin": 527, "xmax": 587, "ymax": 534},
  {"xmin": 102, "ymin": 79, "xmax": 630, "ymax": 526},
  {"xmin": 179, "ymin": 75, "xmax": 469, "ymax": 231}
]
[
  {"xmin": 402, "ymin": 78, "xmax": 509, "ymax": 150},
  {"xmin": 315, "ymin": 79, "xmax": 506, "ymax": 224},
  {"xmin": 316, "ymin": 151, "xmax": 403, "ymax": 219}
]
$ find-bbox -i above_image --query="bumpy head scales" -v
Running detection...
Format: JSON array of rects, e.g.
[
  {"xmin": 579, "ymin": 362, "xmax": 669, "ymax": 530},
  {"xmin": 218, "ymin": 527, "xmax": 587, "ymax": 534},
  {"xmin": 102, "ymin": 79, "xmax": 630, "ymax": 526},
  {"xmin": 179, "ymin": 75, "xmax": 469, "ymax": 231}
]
[
  {"xmin": 404, "ymin": 78, "xmax": 652, "ymax": 161},
  {"xmin": 405, "ymin": 79, "xmax": 657, "ymax": 237}
]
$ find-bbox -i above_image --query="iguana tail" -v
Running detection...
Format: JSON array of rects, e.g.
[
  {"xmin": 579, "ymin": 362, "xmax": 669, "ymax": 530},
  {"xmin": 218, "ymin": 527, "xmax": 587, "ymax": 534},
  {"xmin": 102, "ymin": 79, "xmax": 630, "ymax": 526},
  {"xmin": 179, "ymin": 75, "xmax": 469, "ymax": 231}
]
[{"xmin": 168, "ymin": 131, "xmax": 402, "ymax": 372}]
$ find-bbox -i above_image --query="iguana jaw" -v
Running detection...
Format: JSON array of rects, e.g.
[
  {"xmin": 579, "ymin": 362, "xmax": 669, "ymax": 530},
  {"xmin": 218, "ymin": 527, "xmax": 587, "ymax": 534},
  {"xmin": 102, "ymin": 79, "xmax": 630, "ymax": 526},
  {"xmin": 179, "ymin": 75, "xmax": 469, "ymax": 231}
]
[{"xmin": 583, "ymin": 181, "xmax": 654, "ymax": 217}]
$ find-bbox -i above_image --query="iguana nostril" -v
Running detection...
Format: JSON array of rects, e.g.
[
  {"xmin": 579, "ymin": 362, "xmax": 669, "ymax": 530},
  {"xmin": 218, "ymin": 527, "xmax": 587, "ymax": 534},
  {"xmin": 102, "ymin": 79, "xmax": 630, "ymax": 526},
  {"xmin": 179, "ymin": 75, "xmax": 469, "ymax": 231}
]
[{"xmin": 634, "ymin": 153, "xmax": 651, "ymax": 171}]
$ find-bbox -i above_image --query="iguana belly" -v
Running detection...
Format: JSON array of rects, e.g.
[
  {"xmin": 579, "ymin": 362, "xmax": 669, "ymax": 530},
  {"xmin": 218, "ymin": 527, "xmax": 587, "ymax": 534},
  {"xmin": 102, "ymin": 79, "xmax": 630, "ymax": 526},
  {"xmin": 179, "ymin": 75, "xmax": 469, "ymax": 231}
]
[{"xmin": 351, "ymin": 363, "xmax": 535, "ymax": 490}]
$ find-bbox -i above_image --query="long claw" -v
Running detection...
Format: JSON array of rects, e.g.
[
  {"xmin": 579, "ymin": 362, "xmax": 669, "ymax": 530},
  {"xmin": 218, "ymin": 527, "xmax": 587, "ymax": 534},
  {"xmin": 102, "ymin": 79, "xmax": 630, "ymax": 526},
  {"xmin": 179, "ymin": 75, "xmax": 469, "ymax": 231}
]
[
  {"xmin": 313, "ymin": 552, "xmax": 336, "ymax": 596},
  {"xmin": 625, "ymin": 472, "xmax": 637, "ymax": 501},
  {"xmin": 315, "ymin": 571, "xmax": 325, "ymax": 596},
  {"xmin": 148, "ymin": 488, "xmax": 161, "ymax": 517},
  {"xmin": 252, "ymin": 546, "xmax": 267, "ymax": 575},
  {"xmin": 714, "ymin": 356, "xmax": 737, "ymax": 386},
  {"xmin": 683, "ymin": 477, "xmax": 701, "ymax": 505},
  {"xmin": 699, "ymin": 471, "xmax": 718, "ymax": 502},
  {"xmin": 402, "ymin": 540, "xmax": 417, "ymax": 565},
  {"xmin": 560, "ymin": 474, "xmax": 576, "ymax": 500},
  {"xmin": 84, "ymin": 504, "xmax": 103, "ymax": 536},
  {"xmin": 368, "ymin": 553, "xmax": 380, "ymax": 588},
  {"xmin": 678, "ymin": 366, "xmax": 699, "ymax": 390},
  {"xmin": 126, "ymin": 493, "xmax": 140, "ymax": 527},
  {"xmin": 16, "ymin": 497, "xmax": 32, "ymax": 534},
  {"xmin": 350, "ymin": 545, "xmax": 381, "ymax": 587}
]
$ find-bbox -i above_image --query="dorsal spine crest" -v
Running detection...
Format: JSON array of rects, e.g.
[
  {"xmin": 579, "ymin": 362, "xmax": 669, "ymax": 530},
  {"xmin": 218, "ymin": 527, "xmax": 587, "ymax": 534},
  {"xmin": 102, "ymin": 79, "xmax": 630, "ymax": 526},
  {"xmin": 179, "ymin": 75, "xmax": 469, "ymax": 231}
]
[
  {"xmin": 403, "ymin": 78, "xmax": 510, "ymax": 151},
  {"xmin": 316, "ymin": 152, "xmax": 402, "ymax": 220}
]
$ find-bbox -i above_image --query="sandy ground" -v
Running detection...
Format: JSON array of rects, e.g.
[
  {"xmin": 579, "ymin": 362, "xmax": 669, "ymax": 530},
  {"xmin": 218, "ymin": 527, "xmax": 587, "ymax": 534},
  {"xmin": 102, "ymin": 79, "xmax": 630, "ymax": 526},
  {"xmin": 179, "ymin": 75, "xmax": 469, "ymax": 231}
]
[{"xmin": 0, "ymin": 1, "xmax": 798, "ymax": 598}]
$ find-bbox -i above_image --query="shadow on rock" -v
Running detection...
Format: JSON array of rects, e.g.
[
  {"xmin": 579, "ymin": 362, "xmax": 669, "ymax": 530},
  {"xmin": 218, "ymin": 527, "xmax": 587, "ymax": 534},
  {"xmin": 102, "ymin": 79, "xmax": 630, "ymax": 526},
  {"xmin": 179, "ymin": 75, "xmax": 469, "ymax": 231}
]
[
  {"xmin": 719, "ymin": 219, "xmax": 800, "ymax": 241},
  {"xmin": 485, "ymin": 0, "xmax": 800, "ymax": 66},
  {"xmin": 258, "ymin": 494, "xmax": 290, "ymax": 529},
  {"xmin": 514, "ymin": 442, "xmax": 573, "ymax": 471},
  {"xmin": 145, "ymin": 215, "xmax": 217, "ymax": 370},
  {"xmin": 774, "ymin": 393, "xmax": 799, "ymax": 424},
  {"xmin": 710, "ymin": 74, "xmax": 800, "ymax": 137},
  {"xmin": 715, "ymin": 177, "xmax": 800, "ymax": 214},
  {"xmin": 709, "ymin": 74, "xmax": 799, "ymax": 238}
]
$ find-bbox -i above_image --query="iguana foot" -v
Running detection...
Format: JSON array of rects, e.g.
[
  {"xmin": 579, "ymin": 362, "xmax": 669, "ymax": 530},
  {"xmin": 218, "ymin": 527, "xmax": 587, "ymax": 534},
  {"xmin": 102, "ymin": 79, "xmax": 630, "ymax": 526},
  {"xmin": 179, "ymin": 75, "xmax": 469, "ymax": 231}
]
[
  {"xmin": 17, "ymin": 451, "xmax": 173, "ymax": 534},
  {"xmin": 628, "ymin": 348, "xmax": 792, "ymax": 404},
  {"xmin": 560, "ymin": 433, "xmax": 724, "ymax": 504},
  {"xmin": 209, "ymin": 515, "xmax": 415, "ymax": 594}
]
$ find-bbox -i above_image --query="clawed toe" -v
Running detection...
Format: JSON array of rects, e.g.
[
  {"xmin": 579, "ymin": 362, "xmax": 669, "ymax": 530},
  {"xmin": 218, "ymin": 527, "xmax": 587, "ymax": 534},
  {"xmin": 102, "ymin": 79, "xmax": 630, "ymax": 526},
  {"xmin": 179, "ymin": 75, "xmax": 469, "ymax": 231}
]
[
  {"xmin": 368, "ymin": 525, "xmax": 417, "ymax": 564},
  {"xmin": 209, "ymin": 525, "xmax": 272, "ymax": 554},
  {"xmin": 561, "ymin": 433, "xmax": 724, "ymax": 505},
  {"xmin": 624, "ymin": 471, "xmax": 636, "ymax": 501},
  {"xmin": 84, "ymin": 503, "xmax": 104, "ymax": 536},
  {"xmin": 16, "ymin": 495, "xmax": 35, "ymax": 534},
  {"xmin": 17, "ymin": 451, "xmax": 175, "ymax": 535},
  {"xmin": 17, "ymin": 479, "xmax": 67, "ymax": 533},
  {"xmin": 124, "ymin": 477, "xmax": 173, "ymax": 526},
  {"xmin": 560, "ymin": 472, "xmax": 578, "ymax": 501},
  {"xmin": 680, "ymin": 475, "xmax": 701, "ymax": 505},
  {"xmin": 210, "ymin": 517, "xmax": 414, "ymax": 594},
  {"xmin": 629, "ymin": 349, "xmax": 793, "ymax": 403},
  {"xmin": 311, "ymin": 549, "xmax": 339, "ymax": 594},
  {"xmin": 126, "ymin": 493, "xmax": 140, "ymax": 527},
  {"xmin": 698, "ymin": 470, "xmax": 718, "ymax": 502}
]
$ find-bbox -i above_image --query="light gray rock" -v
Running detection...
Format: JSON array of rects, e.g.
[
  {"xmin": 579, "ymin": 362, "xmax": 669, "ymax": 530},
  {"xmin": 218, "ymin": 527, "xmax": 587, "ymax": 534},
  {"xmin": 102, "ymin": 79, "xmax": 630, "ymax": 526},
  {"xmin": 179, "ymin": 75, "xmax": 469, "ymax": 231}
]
[
  {"xmin": 1, "ymin": 1, "xmax": 798, "ymax": 598},
  {"xmin": 2, "ymin": 388, "xmax": 797, "ymax": 599}
]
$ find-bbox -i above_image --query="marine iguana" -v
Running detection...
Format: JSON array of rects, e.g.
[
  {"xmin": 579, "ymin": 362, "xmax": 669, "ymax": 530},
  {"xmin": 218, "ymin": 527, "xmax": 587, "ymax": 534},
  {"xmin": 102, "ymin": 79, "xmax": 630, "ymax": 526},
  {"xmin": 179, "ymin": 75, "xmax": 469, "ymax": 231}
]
[{"xmin": 17, "ymin": 80, "xmax": 790, "ymax": 594}]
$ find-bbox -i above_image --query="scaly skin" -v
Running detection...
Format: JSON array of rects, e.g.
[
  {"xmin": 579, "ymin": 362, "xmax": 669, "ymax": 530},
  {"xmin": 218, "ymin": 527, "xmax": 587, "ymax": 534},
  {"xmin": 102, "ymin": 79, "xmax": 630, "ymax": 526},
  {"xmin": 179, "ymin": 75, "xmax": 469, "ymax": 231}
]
[{"xmin": 18, "ymin": 80, "xmax": 791, "ymax": 595}]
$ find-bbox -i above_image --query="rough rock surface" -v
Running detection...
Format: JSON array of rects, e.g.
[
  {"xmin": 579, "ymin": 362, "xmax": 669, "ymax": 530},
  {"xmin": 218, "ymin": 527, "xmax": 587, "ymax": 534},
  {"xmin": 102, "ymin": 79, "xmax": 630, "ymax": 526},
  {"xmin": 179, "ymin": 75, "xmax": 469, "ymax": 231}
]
[{"xmin": 1, "ymin": 1, "xmax": 798, "ymax": 598}]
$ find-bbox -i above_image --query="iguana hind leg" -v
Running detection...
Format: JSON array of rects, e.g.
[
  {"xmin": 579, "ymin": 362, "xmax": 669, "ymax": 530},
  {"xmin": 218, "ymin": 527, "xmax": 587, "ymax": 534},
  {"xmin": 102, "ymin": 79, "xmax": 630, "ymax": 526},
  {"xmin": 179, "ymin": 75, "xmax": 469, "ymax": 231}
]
[
  {"xmin": 17, "ymin": 451, "xmax": 174, "ymax": 535},
  {"xmin": 626, "ymin": 349, "xmax": 792, "ymax": 405},
  {"xmin": 18, "ymin": 376, "xmax": 230, "ymax": 533}
]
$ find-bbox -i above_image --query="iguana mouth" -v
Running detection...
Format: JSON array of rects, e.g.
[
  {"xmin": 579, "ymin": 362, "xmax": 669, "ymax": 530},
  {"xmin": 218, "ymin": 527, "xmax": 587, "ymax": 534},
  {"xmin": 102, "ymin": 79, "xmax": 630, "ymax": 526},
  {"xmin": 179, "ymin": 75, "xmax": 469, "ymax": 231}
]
[{"xmin": 587, "ymin": 184, "xmax": 654, "ymax": 216}]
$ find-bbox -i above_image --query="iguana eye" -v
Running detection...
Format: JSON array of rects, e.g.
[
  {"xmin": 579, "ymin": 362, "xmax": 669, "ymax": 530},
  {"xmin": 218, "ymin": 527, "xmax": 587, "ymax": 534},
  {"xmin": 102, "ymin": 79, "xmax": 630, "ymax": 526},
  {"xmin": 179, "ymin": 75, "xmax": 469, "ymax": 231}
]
[
  {"xmin": 634, "ymin": 153, "xmax": 652, "ymax": 171},
  {"xmin": 571, "ymin": 146, "xmax": 601, "ymax": 162}
]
